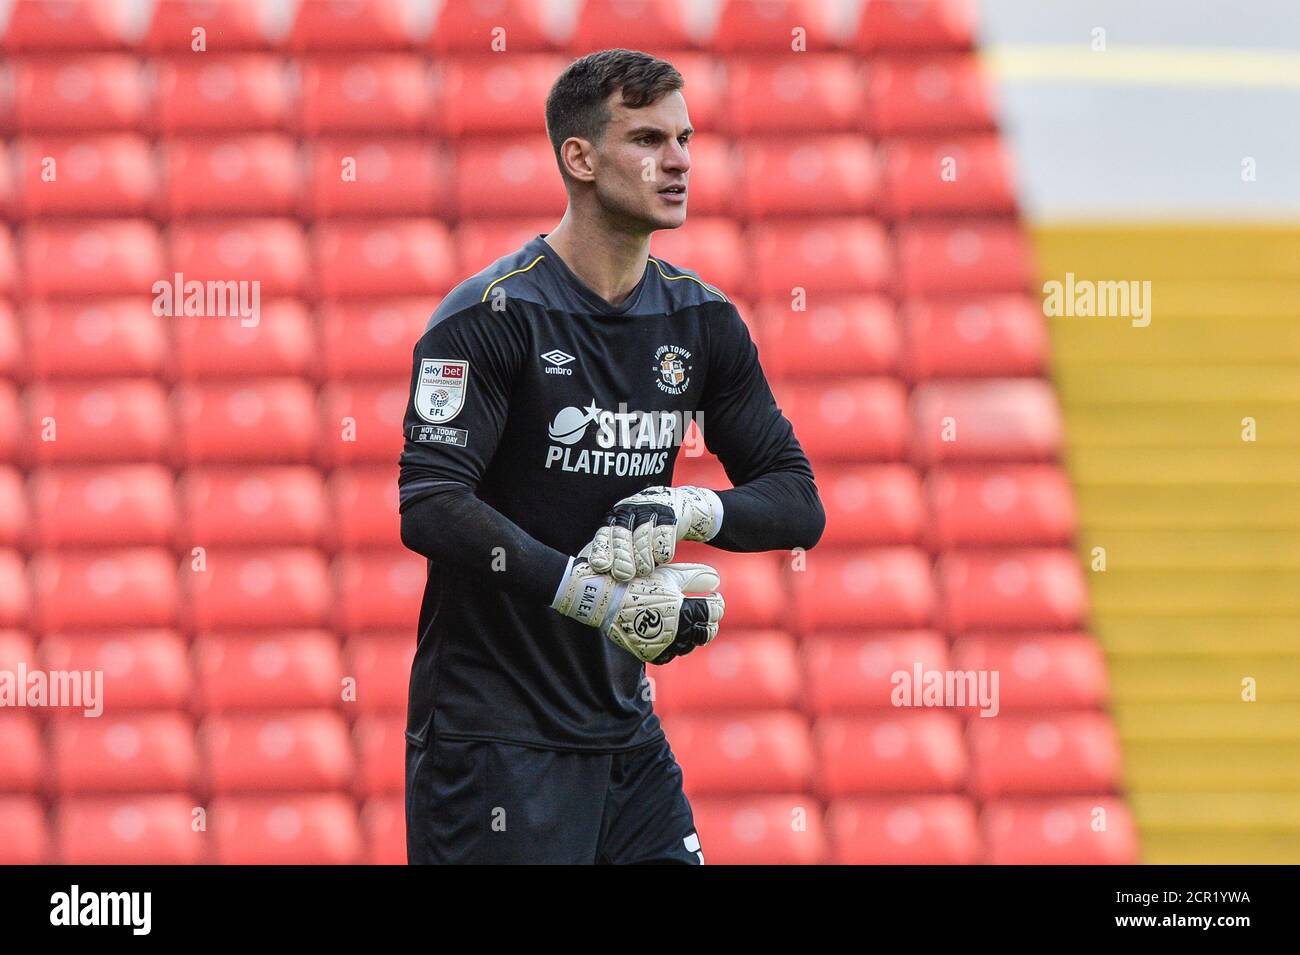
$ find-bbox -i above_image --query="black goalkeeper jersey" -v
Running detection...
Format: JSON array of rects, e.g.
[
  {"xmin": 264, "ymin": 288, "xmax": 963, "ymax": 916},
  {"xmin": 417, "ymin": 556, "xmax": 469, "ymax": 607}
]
[{"xmin": 397, "ymin": 233, "xmax": 822, "ymax": 753}]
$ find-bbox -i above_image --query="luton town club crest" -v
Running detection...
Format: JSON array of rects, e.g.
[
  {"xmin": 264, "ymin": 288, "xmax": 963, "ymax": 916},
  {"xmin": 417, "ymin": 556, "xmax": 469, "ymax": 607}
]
[{"xmin": 654, "ymin": 345, "xmax": 692, "ymax": 395}]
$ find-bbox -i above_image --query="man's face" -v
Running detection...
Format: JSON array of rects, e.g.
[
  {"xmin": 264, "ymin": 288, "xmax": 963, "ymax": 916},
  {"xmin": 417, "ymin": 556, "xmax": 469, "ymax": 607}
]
[{"xmin": 589, "ymin": 90, "xmax": 692, "ymax": 231}]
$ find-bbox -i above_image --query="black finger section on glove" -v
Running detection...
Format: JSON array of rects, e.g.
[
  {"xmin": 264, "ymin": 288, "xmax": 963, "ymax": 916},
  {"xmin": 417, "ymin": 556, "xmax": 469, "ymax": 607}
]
[
  {"xmin": 650, "ymin": 597, "xmax": 714, "ymax": 666},
  {"xmin": 608, "ymin": 502, "xmax": 675, "ymax": 529}
]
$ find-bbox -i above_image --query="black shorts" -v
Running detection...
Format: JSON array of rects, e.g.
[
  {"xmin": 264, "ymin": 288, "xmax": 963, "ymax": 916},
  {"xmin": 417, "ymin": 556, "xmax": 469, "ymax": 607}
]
[{"xmin": 405, "ymin": 725, "xmax": 703, "ymax": 865}]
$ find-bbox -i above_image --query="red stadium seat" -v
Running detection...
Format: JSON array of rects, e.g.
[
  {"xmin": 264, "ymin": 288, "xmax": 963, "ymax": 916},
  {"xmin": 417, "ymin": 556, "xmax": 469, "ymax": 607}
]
[
  {"xmin": 951, "ymin": 632, "xmax": 1110, "ymax": 711},
  {"xmin": 161, "ymin": 135, "xmax": 301, "ymax": 216},
  {"xmin": 909, "ymin": 379, "xmax": 1063, "ymax": 466},
  {"xmin": 179, "ymin": 467, "xmax": 327, "ymax": 548},
  {"xmin": 755, "ymin": 295, "xmax": 899, "ymax": 380},
  {"xmin": 298, "ymin": 55, "xmax": 431, "ymax": 133},
  {"xmin": 289, "ymin": 0, "xmax": 416, "ymax": 51},
  {"xmin": 169, "ymin": 219, "xmax": 310, "ymax": 299},
  {"xmin": 983, "ymin": 797, "xmax": 1139, "ymax": 864},
  {"xmin": 648, "ymin": 217, "xmax": 746, "ymax": 292},
  {"xmin": 325, "ymin": 467, "xmax": 401, "ymax": 550},
  {"xmin": 201, "ymin": 711, "xmax": 354, "ymax": 793},
  {"xmin": 901, "ymin": 294, "xmax": 1047, "ymax": 380},
  {"xmin": 21, "ymin": 380, "xmax": 171, "ymax": 465},
  {"xmin": 924, "ymin": 464, "xmax": 1076, "ymax": 548},
  {"xmin": 0, "ymin": 714, "xmax": 43, "ymax": 792},
  {"xmin": 312, "ymin": 219, "xmax": 456, "ymax": 298},
  {"xmin": 343, "ymin": 632, "xmax": 414, "ymax": 714},
  {"xmin": 433, "ymin": 54, "xmax": 566, "ymax": 136},
  {"xmin": 712, "ymin": 0, "xmax": 838, "ymax": 52},
  {"xmin": 815, "ymin": 463, "xmax": 924, "ymax": 546},
  {"xmin": 146, "ymin": 0, "xmax": 272, "ymax": 51},
  {"xmin": 0, "ymin": 629, "xmax": 34, "ymax": 674},
  {"xmin": 173, "ymin": 380, "xmax": 319, "ymax": 465},
  {"xmin": 454, "ymin": 138, "xmax": 566, "ymax": 218},
  {"xmin": 20, "ymin": 220, "xmax": 164, "ymax": 298},
  {"xmin": 791, "ymin": 547, "xmax": 935, "ymax": 630},
  {"xmin": 774, "ymin": 378, "xmax": 909, "ymax": 462},
  {"xmin": 455, "ymin": 217, "xmax": 556, "ymax": 276},
  {"xmin": 894, "ymin": 220, "xmax": 1035, "ymax": 296},
  {"xmin": 673, "ymin": 546, "xmax": 785, "ymax": 629},
  {"xmin": 183, "ymin": 547, "xmax": 331, "ymax": 632},
  {"xmin": 352, "ymin": 714, "xmax": 405, "ymax": 796},
  {"xmin": 154, "ymin": 56, "xmax": 292, "ymax": 132},
  {"xmin": 0, "ymin": 795, "xmax": 50, "ymax": 864},
  {"xmin": 0, "ymin": 227, "xmax": 16, "ymax": 298},
  {"xmin": 193, "ymin": 631, "xmax": 344, "ymax": 713},
  {"xmin": 430, "ymin": 0, "xmax": 551, "ymax": 53},
  {"xmin": 748, "ymin": 218, "xmax": 890, "ymax": 297},
  {"xmin": 802, "ymin": 629, "xmax": 949, "ymax": 714},
  {"xmin": 29, "ymin": 548, "xmax": 178, "ymax": 632},
  {"xmin": 852, "ymin": 0, "xmax": 976, "ymax": 53},
  {"xmin": 0, "ymin": 302, "xmax": 21, "ymax": 381},
  {"xmin": 0, "ymin": 384, "xmax": 19, "ymax": 464},
  {"xmin": 304, "ymin": 138, "xmax": 450, "ymax": 217},
  {"xmin": 317, "ymin": 381, "xmax": 408, "ymax": 467},
  {"xmin": 55, "ymin": 795, "xmax": 204, "ymax": 865},
  {"xmin": 814, "ymin": 712, "xmax": 967, "ymax": 795},
  {"xmin": 689, "ymin": 795, "xmax": 829, "ymax": 864},
  {"xmin": 569, "ymin": 0, "xmax": 693, "ymax": 53},
  {"xmin": 737, "ymin": 135, "xmax": 877, "ymax": 218},
  {"xmin": 670, "ymin": 451, "xmax": 731, "ymax": 490},
  {"xmin": 318, "ymin": 299, "xmax": 430, "ymax": 381},
  {"xmin": 865, "ymin": 54, "xmax": 996, "ymax": 135},
  {"xmin": 360, "ymin": 794, "xmax": 405, "ymax": 864},
  {"xmin": 827, "ymin": 795, "xmax": 980, "ymax": 863},
  {"xmin": 0, "ymin": 551, "xmax": 31, "ymax": 629},
  {"xmin": 210, "ymin": 794, "xmax": 363, "ymax": 864},
  {"xmin": 40, "ymin": 630, "xmax": 191, "ymax": 712},
  {"xmin": 15, "ymin": 134, "xmax": 156, "ymax": 217},
  {"xmin": 49, "ymin": 712, "xmax": 198, "ymax": 794},
  {"xmin": 936, "ymin": 548, "xmax": 1089, "ymax": 632},
  {"xmin": 880, "ymin": 135, "xmax": 1017, "ymax": 218},
  {"xmin": 171, "ymin": 300, "xmax": 315, "ymax": 381},
  {"xmin": 0, "ymin": 145, "xmax": 12, "ymax": 221},
  {"xmin": 4, "ymin": 0, "xmax": 134, "ymax": 51},
  {"xmin": 0, "ymin": 469, "xmax": 30, "ymax": 547},
  {"xmin": 10, "ymin": 55, "xmax": 147, "ymax": 132},
  {"xmin": 651, "ymin": 630, "xmax": 802, "ymax": 715},
  {"xmin": 666, "ymin": 712, "xmax": 815, "ymax": 795},
  {"xmin": 22, "ymin": 299, "xmax": 167, "ymax": 380},
  {"xmin": 332, "ymin": 551, "xmax": 427, "ymax": 633},
  {"xmin": 28, "ymin": 464, "xmax": 177, "ymax": 547},
  {"xmin": 725, "ymin": 56, "xmax": 862, "ymax": 134},
  {"xmin": 968, "ymin": 713, "xmax": 1122, "ymax": 798}
]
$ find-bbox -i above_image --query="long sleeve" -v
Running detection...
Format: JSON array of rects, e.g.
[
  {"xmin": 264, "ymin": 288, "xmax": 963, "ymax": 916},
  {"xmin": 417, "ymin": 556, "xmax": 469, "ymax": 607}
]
[
  {"xmin": 699, "ymin": 304, "xmax": 826, "ymax": 552},
  {"xmin": 397, "ymin": 301, "xmax": 570, "ymax": 605}
]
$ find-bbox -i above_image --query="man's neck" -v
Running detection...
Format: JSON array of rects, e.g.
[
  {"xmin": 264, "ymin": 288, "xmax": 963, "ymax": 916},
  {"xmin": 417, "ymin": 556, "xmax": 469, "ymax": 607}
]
[{"xmin": 543, "ymin": 211, "xmax": 651, "ymax": 307}]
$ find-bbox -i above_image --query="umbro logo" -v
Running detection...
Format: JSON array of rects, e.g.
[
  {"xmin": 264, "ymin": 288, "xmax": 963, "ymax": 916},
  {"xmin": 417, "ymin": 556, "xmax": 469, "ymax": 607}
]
[{"xmin": 541, "ymin": 349, "xmax": 575, "ymax": 376}]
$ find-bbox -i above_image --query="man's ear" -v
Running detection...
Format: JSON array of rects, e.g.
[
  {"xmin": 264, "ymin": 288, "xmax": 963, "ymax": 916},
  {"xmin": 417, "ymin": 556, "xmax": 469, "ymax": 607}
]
[{"xmin": 561, "ymin": 137, "xmax": 597, "ymax": 183}]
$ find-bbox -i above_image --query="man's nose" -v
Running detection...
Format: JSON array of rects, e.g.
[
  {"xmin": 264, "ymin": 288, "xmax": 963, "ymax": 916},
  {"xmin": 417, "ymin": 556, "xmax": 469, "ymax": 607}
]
[{"xmin": 662, "ymin": 141, "xmax": 690, "ymax": 175}]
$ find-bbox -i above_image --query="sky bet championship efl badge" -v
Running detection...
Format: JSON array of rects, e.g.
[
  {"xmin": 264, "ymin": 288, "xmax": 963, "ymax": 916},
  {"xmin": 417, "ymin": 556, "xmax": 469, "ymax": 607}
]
[{"xmin": 415, "ymin": 359, "xmax": 468, "ymax": 424}]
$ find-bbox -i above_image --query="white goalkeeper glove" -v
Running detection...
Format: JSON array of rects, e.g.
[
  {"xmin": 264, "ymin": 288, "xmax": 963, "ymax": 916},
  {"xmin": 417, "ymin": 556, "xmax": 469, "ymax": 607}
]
[
  {"xmin": 587, "ymin": 485, "xmax": 723, "ymax": 581},
  {"xmin": 551, "ymin": 553, "xmax": 725, "ymax": 665}
]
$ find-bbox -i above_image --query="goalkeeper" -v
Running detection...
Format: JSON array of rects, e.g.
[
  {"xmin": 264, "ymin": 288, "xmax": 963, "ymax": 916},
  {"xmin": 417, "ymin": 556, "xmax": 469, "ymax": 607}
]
[{"xmin": 398, "ymin": 49, "xmax": 824, "ymax": 865}]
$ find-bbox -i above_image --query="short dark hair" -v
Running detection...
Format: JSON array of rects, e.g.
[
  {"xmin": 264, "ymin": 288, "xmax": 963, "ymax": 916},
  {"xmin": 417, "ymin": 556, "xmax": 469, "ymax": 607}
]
[{"xmin": 545, "ymin": 49, "xmax": 684, "ymax": 179}]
